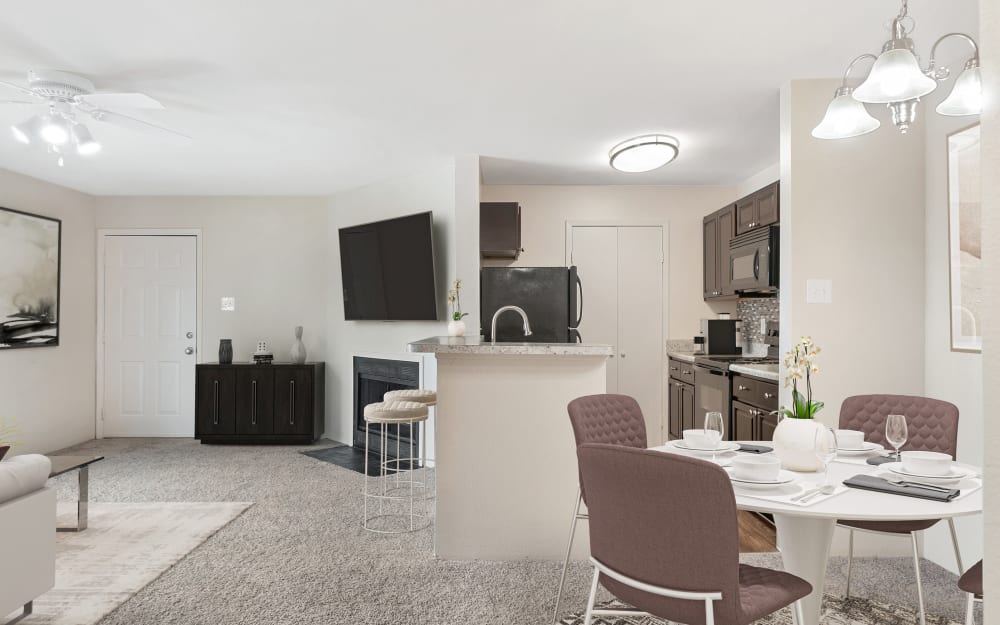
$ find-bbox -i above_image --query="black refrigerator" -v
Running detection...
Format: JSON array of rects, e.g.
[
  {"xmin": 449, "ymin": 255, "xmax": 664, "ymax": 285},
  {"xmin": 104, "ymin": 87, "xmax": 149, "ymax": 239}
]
[{"xmin": 480, "ymin": 266, "xmax": 582, "ymax": 342}]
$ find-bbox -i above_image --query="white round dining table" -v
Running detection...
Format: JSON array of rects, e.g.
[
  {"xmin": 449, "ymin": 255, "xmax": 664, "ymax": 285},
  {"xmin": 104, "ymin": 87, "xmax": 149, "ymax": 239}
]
[{"xmin": 653, "ymin": 443, "xmax": 983, "ymax": 625}]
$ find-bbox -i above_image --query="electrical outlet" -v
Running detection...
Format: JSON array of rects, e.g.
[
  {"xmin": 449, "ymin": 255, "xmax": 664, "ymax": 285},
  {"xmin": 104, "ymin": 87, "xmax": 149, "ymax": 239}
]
[
  {"xmin": 221, "ymin": 297, "xmax": 235, "ymax": 311},
  {"xmin": 760, "ymin": 318, "xmax": 767, "ymax": 334},
  {"xmin": 805, "ymin": 279, "xmax": 833, "ymax": 304}
]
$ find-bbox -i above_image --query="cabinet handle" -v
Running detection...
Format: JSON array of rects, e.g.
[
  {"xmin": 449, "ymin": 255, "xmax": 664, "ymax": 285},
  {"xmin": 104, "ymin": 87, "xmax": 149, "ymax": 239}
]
[
  {"xmin": 670, "ymin": 366, "xmax": 679, "ymax": 372},
  {"xmin": 763, "ymin": 392, "xmax": 775, "ymax": 399},
  {"xmin": 251, "ymin": 380, "xmax": 257, "ymax": 426},
  {"xmin": 213, "ymin": 380, "xmax": 219, "ymax": 425},
  {"xmin": 289, "ymin": 380, "xmax": 295, "ymax": 425},
  {"xmin": 737, "ymin": 385, "xmax": 750, "ymax": 391}
]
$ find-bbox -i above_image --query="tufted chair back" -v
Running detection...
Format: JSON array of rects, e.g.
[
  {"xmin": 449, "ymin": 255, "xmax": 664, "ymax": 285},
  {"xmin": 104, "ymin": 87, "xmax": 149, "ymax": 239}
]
[
  {"xmin": 839, "ymin": 394, "xmax": 960, "ymax": 458},
  {"xmin": 567, "ymin": 394, "xmax": 647, "ymax": 502}
]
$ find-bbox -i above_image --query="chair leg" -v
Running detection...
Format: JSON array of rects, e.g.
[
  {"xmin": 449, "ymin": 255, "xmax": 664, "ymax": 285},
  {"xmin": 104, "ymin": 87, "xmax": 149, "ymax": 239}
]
[
  {"xmin": 792, "ymin": 599, "xmax": 805, "ymax": 625},
  {"xmin": 582, "ymin": 565, "xmax": 600, "ymax": 625},
  {"xmin": 948, "ymin": 518, "xmax": 965, "ymax": 573},
  {"xmin": 911, "ymin": 532, "xmax": 927, "ymax": 625},
  {"xmin": 845, "ymin": 528, "xmax": 854, "ymax": 598},
  {"xmin": 552, "ymin": 489, "xmax": 583, "ymax": 624},
  {"xmin": 965, "ymin": 593, "xmax": 976, "ymax": 625}
]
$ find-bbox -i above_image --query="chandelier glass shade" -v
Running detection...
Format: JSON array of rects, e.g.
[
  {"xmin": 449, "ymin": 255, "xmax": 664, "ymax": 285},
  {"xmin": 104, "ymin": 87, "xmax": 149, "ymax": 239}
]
[
  {"xmin": 853, "ymin": 49, "xmax": 938, "ymax": 104},
  {"xmin": 812, "ymin": 88, "xmax": 881, "ymax": 139},
  {"xmin": 10, "ymin": 111, "xmax": 101, "ymax": 156},
  {"xmin": 936, "ymin": 64, "xmax": 983, "ymax": 116}
]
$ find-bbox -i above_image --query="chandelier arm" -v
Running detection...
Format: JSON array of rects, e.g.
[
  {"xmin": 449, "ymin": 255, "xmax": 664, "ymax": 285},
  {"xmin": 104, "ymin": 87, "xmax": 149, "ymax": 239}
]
[
  {"xmin": 841, "ymin": 54, "xmax": 878, "ymax": 88},
  {"xmin": 926, "ymin": 33, "xmax": 980, "ymax": 78}
]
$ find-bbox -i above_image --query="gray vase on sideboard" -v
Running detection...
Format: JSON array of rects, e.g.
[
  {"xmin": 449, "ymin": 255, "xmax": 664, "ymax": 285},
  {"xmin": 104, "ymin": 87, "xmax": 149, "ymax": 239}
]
[{"xmin": 290, "ymin": 326, "xmax": 307, "ymax": 364}]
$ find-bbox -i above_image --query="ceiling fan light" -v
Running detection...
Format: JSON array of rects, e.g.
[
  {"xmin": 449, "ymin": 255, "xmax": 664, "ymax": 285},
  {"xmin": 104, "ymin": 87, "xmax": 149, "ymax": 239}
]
[
  {"xmin": 853, "ymin": 48, "xmax": 938, "ymax": 104},
  {"xmin": 609, "ymin": 135, "xmax": 679, "ymax": 173},
  {"xmin": 812, "ymin": 90, "xmax": 881, "ymax": 139},
  {"xmin": 38, "ymin": 115, "xmax": 70, "ymax": 145},
  {"xmin": 936, "ymin": 65, "xmax": 983, "ymax": 116},
  {"xmin": 72, "ymin": 123, "xmax": 101, "ymax": 155},
  {"xmin": 10, "ymin": 120, "xmax": 33, "ymax": 144}
]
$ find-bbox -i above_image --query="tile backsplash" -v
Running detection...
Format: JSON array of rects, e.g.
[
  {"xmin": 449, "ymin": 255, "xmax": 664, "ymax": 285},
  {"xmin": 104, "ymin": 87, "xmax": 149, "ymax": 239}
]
[{"xmin": 737, "ymin": 298, "xmax": 780, "ymax": 345}]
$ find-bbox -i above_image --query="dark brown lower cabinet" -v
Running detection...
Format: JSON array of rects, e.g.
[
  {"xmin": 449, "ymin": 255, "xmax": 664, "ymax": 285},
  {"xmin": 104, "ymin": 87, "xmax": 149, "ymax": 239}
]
[
  {"xmin": 667, "ymin": 379, "xmax": 695, "ymax": 439},
  {"xmin": 731, "ymin": 372, "xmax": 779, "ymax": 441},
  {"xmin": 196, "ymin": 363, "xmax": 324, "ymax": 444}
]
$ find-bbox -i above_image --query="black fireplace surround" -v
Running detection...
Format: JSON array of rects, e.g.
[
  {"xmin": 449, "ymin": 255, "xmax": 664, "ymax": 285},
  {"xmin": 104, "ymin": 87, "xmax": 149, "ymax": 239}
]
[{"xmin": 352, "ymin": 356, "xmax": 419, "ymax": 457}]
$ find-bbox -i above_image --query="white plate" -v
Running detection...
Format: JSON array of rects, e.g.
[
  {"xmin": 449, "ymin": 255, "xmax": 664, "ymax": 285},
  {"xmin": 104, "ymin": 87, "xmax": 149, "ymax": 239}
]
[
  {"xmin": 670, "ymin": 440, "xmax": 741, "ymax": 454},
  {"xmin": 883, "ymin": 462, "xmax": 975, "ymax": 485},
  {"xmin": 836, "ymin": 441, "xmax": 884, "ymax": 456},
  {"xmin": 728, "ymin": 469, "xmax": 797, "ymax": 490}
]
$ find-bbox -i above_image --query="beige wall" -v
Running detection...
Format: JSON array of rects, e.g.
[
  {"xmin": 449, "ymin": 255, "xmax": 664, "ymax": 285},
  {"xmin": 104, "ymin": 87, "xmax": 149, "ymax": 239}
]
[
  {"xmin": 922, "ymin": 88, "xmax": 983, "ymax": 572},
  {"xmin": 479, "ymin": 185, "xmax": 739, "ymax": 341},
  {"xmin": 979, "ymin": 0, "xmax": 999, "ymax": 611},
  {"xmin": 0, "ymin": 169, "xmax": 97, "ymax": 454},
  {"xmin": 95, "ymin": 197, "xmax": 329, "ymax": 364}
]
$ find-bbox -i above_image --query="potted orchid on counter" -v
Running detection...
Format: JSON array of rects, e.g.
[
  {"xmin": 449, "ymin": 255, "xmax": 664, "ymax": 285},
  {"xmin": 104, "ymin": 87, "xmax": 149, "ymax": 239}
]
[
  {"xmin": 447, "ymin": 279, "xmax": 468, "ymax": 337},
  {"xmin": 772, "ymin": 337, "xmax": 827, "ymax": 471}
]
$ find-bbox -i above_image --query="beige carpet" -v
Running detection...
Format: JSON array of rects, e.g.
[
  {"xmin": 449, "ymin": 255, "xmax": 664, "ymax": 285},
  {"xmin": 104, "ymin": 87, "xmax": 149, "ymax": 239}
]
[{"xmin": 4, "ymin": 501, "xmax": 250, "ymax": 625}]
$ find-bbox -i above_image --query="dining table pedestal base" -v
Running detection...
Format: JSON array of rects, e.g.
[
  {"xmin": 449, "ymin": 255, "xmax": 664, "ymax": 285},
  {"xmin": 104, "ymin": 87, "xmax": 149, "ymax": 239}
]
[{"xmin": 774, "ymin": 514, "xmax": 835, "ymax": 625}]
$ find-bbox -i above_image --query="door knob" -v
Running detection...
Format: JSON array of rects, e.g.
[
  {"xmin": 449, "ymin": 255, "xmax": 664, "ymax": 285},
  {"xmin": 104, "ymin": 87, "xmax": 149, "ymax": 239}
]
[
  {"xmin": 620, "ymin": 353, "xmax": 626, "ymax": 358},
  {"xmin": 186, "ymin": 331, "xmax": 194, "ymax": 339},
  {"xmin": 184, "ymin": 347, "xmax": 194, "ymax": 355}
]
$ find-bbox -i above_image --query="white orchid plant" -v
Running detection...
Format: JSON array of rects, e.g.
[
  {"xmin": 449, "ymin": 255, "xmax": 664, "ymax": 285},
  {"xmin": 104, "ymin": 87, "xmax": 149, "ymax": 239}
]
[
  {"xmin": 780, "ymin": 336, "xmax": 824, "ymax": 419},
  {"xmin": 447, "ymin": 279, "xmax": 468, "ymax": 322}
]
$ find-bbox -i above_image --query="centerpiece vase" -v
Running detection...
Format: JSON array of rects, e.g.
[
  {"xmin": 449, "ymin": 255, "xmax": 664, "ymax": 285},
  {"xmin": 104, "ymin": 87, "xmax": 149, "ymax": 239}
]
[
  {"xmin": 447, "ymin": 319, "xmax": 466, "ymax": 337},
  {"xmin": 772, "ymin": 417, "xmax": 824, "ymax": 471}
]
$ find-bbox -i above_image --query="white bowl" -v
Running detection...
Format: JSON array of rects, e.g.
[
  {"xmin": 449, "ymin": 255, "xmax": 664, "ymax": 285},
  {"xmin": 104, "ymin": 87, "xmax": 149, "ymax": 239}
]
[
  {"xmin": 836, "ymin": 429, "xmax": 865, "ymax": 449},
  {"xmin": 900, "ymin": 451, "xmax": 953, "ymax": 477},
  {"xmin": 731, "ymin": 454, "xmax": 782, "ymax": 482},
  {"xmin": 683, "ymin": 429, "xmax": 722, "ymax": 449}
]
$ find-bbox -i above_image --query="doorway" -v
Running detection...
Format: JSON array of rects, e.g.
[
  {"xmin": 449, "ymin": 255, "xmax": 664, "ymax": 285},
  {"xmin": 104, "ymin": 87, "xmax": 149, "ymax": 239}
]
[
  {"xmin": 98, "ymin": 233, "xmax": 199, "ymax": 437},
  {"xmin": 567, "ymin": 223, "xmax": 665, "ymax": 441}
]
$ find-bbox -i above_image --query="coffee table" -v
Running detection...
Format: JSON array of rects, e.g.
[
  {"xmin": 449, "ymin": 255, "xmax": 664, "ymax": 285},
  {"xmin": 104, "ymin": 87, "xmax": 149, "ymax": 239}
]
[{"xmin": 47, "ymin": 455, "xmax": 104, "ymax": 532}]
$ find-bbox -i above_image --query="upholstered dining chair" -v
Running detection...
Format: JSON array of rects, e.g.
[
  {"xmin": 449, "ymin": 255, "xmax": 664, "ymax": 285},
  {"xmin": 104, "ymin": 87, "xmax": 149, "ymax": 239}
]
[
  {"xmin": 838, "ymin": 394, "xmax": 963, "ymax": 625},
  {"xmin": 576, "ymin": 443, "xmax": 811, "ymax": 625},
  {"xmin": 959, "ymin": 560, "xmax": 983, "ymax": 625},
  {"xmin": 552, "ymin": 394, "xmax": 648, "ymax": 624}
]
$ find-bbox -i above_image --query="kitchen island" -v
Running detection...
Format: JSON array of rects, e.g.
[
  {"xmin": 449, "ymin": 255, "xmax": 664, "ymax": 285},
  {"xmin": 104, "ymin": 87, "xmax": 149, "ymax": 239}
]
[{"xmin": 408, "ymin": 336, "xmax": 612, "ymax": 560}]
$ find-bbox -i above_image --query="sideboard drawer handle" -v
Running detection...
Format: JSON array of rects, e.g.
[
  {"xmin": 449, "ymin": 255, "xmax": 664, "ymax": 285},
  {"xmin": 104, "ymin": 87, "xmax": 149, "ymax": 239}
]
[
  {"xmin": 737, "ymin": 385, "xmax": 750, "ymax": 391},
  {"xmin": 213, "ymin": 380, "xmax": 219, "ymax": 425},
  {"xmin": 251, "ymin": 380, "xmax": 257, "ymax": 426},
  {"xmin": 289, "ymin": 380, "xmax": 295, "ymax": 425}
]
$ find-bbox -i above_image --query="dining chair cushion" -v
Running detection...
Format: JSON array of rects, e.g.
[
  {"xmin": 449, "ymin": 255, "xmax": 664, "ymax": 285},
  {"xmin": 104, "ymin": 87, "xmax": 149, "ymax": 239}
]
[
  {"xmin": 839, "ymin": 395, "xmax": 959, "ymax": 458},
  {"xmin": 958, "ymin": 560, "xmax": 982, "ymax": 596},
  {"xmin": 838, "ymin": 518, "xmax": 940, "ymax": 534},
  {"xmin": 577, "ymin": 444, "xmax": 811, "ymax": 625}
]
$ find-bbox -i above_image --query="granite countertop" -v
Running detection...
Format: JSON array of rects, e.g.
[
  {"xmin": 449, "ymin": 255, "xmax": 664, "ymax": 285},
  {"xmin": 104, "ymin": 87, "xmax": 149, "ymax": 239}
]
[
  {"xmin": 729, "ymin": 363, "xmax": 779, "ymax": 382},
  {"xmin": 667, "ymin": 351, "xmax": 698, "ymax": 363},
  {"xmin": 408, "ymin": 336, "xmax": 614, "ymax": 356}
]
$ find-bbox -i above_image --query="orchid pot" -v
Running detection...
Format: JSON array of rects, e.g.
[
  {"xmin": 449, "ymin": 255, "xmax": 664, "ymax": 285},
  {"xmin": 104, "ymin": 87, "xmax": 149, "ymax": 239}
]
[{"xmin": 771, "ymin": 336, "xmax": 826, "ymax": 471}]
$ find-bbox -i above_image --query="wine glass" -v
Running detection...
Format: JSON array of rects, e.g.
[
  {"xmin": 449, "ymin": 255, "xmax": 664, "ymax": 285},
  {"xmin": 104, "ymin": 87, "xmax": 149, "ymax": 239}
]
[
  {"xmin": 703, "ymin": 411, "xmax": 725, "ymax": 461},
  {"xmin": 885, "ymin": 414, "xmax": 908, "ymax": 460},
  {"xmin": 814, "ymin": 427, "xmax": 838, "ymax": 485}
]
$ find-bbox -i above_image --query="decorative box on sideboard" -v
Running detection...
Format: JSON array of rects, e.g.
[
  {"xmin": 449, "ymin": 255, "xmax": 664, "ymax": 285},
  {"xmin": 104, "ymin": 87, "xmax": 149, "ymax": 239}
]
[{"xmin": 195, "ymin": 362, "xmax": 325, "ymax": 444}]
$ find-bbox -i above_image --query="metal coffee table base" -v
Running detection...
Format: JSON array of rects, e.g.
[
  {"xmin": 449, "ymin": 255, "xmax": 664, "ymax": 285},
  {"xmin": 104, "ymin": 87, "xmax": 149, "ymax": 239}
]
[{"xmin": 57, "ymin": 466, "xmax": 89, "ymax": 532}]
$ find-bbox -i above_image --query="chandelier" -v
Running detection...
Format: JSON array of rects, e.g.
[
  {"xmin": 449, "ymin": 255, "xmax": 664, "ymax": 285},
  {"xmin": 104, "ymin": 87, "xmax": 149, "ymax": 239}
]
[{"xmin": 813, "ymin": 0, "xmax": 981, "ymax": 140}]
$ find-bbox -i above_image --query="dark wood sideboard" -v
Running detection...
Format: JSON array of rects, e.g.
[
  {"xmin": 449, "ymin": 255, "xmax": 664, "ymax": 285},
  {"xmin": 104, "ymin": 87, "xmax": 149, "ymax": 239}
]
[{"xmin": 195, "ymin": 362, "xmax": 325, "ymax": 444}]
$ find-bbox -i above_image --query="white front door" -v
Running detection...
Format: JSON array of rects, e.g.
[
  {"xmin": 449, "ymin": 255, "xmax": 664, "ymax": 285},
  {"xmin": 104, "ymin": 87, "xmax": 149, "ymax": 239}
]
[{"xmin": 103, "ymin": 236, "xmax": 197, "ymax": 437}]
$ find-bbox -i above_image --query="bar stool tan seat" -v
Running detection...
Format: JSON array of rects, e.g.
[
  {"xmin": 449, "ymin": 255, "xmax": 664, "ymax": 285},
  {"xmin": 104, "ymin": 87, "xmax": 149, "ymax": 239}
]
[
  {"xmin": 362, "ymin": 400, "xmax": 429, "ymax": 533},
  {"xmin": 384, "ymin": 389, "xmax": 436, "ymax": 473}
]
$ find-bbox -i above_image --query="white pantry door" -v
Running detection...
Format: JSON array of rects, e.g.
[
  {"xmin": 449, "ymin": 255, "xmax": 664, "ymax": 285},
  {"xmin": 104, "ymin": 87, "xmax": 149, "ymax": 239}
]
[{"xmin": 103, "ymin": 236, "xmax": 197, "ymax": 437}]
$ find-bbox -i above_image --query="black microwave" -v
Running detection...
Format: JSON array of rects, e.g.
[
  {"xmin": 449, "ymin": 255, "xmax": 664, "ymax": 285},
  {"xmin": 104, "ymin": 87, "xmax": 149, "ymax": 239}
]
[{"xmin": 728, "ymin": 226, "xmax": 779, "ymax": 293}]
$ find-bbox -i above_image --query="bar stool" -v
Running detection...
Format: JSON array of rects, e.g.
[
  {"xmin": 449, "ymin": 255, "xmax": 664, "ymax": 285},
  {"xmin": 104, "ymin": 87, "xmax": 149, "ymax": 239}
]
[
  {"xmin": 383, "ymin": 388, "xmax": 436, "ymax": 473},
  {"xmin": 362, "ymin": 400, "xmax": 430, "ymax": 533}
]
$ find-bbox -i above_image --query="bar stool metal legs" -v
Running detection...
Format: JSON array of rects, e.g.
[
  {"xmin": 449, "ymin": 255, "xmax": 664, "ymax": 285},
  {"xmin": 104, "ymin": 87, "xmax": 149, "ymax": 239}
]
[{"xmin": 362, "ymin": 400, "xmax": 430, "ymax": 534}]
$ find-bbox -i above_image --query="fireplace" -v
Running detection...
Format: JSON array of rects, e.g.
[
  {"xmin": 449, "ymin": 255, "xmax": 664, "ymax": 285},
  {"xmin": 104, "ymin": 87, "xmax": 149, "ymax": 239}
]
[{"xmin": 352, "ymin": 356, "xmax": 420, "ymax": 458}]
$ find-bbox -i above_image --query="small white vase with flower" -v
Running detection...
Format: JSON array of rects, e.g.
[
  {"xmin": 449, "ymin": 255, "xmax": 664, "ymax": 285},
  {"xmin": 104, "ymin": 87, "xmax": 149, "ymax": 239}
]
[
  {"xmin": 446, "ymin": 279, "xmax": 468, "ymax": 337},
  {"xmin": 772, "ymin": 336, "xmax": 827, "ymax": 471}
]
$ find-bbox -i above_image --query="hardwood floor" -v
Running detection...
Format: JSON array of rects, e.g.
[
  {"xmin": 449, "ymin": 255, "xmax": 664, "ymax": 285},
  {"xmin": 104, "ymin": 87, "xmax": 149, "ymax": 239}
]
[{"xmin": 738, "ymin": 511, "xmax": 777, "ymax": 552}]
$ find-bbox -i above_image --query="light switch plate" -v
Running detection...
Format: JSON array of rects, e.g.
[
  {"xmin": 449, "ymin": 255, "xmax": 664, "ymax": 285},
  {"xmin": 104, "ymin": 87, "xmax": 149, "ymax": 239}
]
[
  {"xmin": 805, "ymin": 279, "xmax": 833, "ymax": 304},
  {"xmin": 221, "ymin": 297, "xmax": 235, "ymax": 311}
]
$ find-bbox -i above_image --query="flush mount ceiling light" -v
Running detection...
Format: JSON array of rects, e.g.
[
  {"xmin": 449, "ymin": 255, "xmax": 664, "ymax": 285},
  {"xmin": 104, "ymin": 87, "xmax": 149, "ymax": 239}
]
[
  {"xmin": 609, "ymin": 135, "xmax": 679, "ymax": 173},
  {"xmin": 814, "ymin": 0, "xmax": 981, "ymax": 139}
]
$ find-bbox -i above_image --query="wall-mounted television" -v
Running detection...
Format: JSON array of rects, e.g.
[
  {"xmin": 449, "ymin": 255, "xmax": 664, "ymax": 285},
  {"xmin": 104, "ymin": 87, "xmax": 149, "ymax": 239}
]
[{"xmin": 339, "ymin": 211, "xmax": 438, "ymax": 321}]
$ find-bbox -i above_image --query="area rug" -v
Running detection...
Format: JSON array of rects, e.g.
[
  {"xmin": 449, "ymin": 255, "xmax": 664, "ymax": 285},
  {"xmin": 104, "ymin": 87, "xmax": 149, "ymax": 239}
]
[
  {"xmin": 559, "ymin": 596, "xmax": 961, "ymax": 625},
  {"xmin": 6, "ymin": 501, "xmax": 251, "ymax": 625}
]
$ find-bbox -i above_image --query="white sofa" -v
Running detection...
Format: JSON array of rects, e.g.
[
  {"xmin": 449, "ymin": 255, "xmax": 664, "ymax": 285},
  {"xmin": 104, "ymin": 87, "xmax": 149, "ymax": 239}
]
[{"xmin": 0, "ymin": 455, "xmax": 54, "ymax": 625}]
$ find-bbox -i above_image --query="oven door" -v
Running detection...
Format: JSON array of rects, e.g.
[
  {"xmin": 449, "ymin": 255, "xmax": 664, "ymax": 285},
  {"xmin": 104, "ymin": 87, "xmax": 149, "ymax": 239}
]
[{"xmin": 693, "ymin": 365, "xmax": 732, "ymax": 440}]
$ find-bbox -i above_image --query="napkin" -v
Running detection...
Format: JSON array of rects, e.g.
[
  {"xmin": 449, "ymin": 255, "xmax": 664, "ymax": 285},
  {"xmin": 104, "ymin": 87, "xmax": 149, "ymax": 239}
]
[
  {"xmin": 738, "ymin": 444, "xmax": 773, "ymax": 454},
  {"xmin": 843, "ymin": 474, "xmax": 960, "ymax": 501}
]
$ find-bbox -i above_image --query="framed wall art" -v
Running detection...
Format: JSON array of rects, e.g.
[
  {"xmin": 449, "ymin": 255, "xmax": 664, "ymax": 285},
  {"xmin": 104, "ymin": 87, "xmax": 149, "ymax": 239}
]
[
  {"xmin": 0, "ymin": 207, "xmax": 62, "ymax": 349},
  {"xmin": 947, "ymin": 123, "xmax": 981, "ymax": 353}
]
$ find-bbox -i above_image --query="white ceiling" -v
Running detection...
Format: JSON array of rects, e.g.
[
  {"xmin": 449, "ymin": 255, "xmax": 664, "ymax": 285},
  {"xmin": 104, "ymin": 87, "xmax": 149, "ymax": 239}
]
[{"xmin": 0, "ymin": 0, "xmax": 979, "ymax": 196}]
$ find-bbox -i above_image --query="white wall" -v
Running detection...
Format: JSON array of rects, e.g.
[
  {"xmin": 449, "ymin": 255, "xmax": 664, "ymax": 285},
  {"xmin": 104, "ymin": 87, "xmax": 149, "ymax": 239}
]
[
  {"xmin": 478, "ymin": 185, "xmax": 738, "ymax": 341},
  {"xmin": 324, "ymin": 158, "xmax": 478, "ymax": 443},
  {"xmin": 922, "ymin": 88, "xmax": 983, "ymax": 572},
  {"xmin": 979, "ymin": 0, "xmax": 999, "ymax": 609},
  {"xmin": 0, "ymin": 169, "xmax": 97, "ymax": 454},
  {"xmin": 734, "ymin": 163, "xmax": 780, "ymax": 200},
  {"xmin": 95, "ymin": 197, "xmax": 329, "ymax": 364}
]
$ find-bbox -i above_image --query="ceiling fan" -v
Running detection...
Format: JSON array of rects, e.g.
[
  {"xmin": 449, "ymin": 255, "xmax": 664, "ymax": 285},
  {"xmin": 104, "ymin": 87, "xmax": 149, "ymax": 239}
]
[{"xmin": 0, "ymin": 69, "xmax": 190, "ymax": 163}]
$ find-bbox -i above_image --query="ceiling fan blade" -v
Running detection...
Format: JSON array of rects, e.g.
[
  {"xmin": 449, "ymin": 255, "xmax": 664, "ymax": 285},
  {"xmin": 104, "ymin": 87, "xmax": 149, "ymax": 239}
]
[
  {"xmin": 76, "ymin": 92, "xmax": 164, "ymax": 110},
  {"xmin": 87, "ymin": 109, "xmax": 191, "ymax": 140},
  {"xmin": 0, "ymin": 79, "xmax": 37, "ymax": 98}
]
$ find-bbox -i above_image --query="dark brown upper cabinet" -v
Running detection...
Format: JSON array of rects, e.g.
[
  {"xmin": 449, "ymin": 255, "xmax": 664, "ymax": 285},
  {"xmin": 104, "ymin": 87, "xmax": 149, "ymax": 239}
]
[
  {"xmin": 703, "ymin": 205, "xmax": 735, "ymax": 300},
  {"xmin": 735, "ymin": 181, "xmax": 780, "ymax": 235},
  {"xmin": 480, "ymin": 202, "xmax": 521, "ymax": 259}
]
